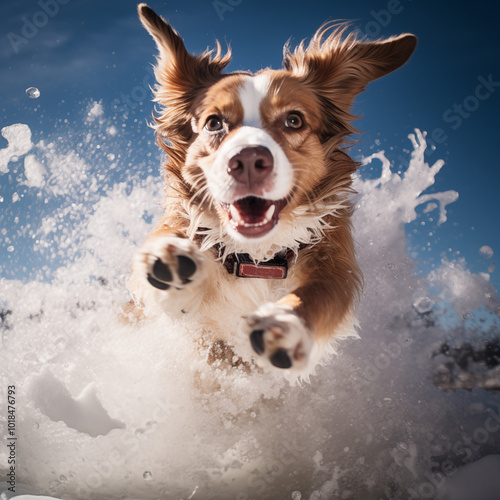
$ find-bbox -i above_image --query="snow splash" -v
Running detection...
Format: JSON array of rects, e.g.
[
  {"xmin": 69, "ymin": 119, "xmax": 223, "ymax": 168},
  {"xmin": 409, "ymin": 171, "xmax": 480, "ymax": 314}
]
[{"xmin": 1, "ymin": 121, "xmax": 500, "ymax": 500}]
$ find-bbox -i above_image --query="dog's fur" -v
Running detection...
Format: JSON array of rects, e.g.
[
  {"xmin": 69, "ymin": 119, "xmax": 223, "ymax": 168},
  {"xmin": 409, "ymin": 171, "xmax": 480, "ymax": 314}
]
[{"xmin": 129, "ymin": 4, "xmax": 416, "ymax": 376}]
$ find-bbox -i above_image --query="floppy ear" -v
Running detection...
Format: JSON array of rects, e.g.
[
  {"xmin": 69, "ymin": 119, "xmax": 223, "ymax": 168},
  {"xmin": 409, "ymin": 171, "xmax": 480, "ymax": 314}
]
[
  {"xmin": 137, "ymin": 4, "xmax": 231, "ymax": 145},
  {"xmin": 138, "ymin": 4, "xmax": 231, "ymax": 105},
  {"xmin": 284, "ymin": 25, "xmax": 417, "ymax": 117}
]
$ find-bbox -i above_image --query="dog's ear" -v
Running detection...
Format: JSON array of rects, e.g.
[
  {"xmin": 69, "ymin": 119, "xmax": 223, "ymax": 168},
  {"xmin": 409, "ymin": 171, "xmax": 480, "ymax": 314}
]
[
  {"xmin": 138, "ymin": 4, "xmax": 191, "ymax": 68},
  {"xmin": 138, "ymin": 4, "xmax": 231, "ymax": 150},
  {"xmin": 284, "ymin": 25, "xmax": 417, "ymax": 113},
  {"xmin": 138, "ymin": 4, "xmax": 230, "ymax": 106}
]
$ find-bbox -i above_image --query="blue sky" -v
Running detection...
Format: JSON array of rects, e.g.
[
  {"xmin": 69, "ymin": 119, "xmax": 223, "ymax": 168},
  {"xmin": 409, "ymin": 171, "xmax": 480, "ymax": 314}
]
[{"xmin": 1, "ymin": 0, "xmax": 500, "ymax": 291}]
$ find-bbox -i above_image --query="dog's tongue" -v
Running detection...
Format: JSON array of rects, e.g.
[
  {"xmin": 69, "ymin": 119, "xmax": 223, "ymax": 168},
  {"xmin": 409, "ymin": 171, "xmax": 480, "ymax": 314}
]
[
  {"xmin": 231, "ymin": 197, "xmax": 274, "ymax": 224},
  {"xmin": 225, "ymin": 196, "xmax": 285, "ymax": 238}
]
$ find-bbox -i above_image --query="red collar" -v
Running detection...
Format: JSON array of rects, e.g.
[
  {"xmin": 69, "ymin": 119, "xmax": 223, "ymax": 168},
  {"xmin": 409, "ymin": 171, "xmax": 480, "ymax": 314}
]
[
  {"xmin": 214, "ymin": 244, "xmax": 309, "ymax": 279},
  {"xmin": 223, "ymin": 252, "xmax": 290, "ymax": 279}
]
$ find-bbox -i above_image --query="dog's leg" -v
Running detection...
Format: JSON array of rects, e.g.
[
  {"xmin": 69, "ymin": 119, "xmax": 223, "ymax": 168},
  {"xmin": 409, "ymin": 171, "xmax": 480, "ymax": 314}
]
[
  {"xmin": 131, "ymin": 227, "xmax": 208, "ymax": 315},
  {"xmin": 245, "ymin": 229, "xmax": 361, "ymax": 371}
]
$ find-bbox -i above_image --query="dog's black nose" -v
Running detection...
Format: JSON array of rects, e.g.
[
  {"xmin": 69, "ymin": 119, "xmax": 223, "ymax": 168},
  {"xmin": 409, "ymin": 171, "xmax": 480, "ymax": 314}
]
[{"xmin": 227, "ymin": 146, "xmax": 274, "ymax": 188}]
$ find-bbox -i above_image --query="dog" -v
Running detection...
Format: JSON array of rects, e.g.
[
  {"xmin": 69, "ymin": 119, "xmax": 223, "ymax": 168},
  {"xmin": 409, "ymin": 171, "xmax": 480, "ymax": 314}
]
[{"xmin": 129, "ymin": 3, "xmax": 416, "ymax": 376}]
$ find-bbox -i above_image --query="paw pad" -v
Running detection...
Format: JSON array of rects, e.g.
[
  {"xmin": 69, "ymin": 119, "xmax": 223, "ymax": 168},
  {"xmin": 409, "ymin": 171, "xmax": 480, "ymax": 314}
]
[
  {"xmin": 269, "ymin": 349, "xmax": 292, "ymax": 369},
  {"xmin": 245, "ymin": 304, "xmax": 313, "ymax": 371},
  {"xmin": 250, "ymin": 329, "xmax": 265, "ymax": 355},
  {"xmin": 146, "ymin": 254, "xmax": 197, "ymax": 291}
]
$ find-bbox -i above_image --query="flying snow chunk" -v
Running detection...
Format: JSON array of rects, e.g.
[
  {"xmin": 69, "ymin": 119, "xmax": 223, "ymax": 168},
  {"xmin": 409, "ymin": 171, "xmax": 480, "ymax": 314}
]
[
  {"xmin": 24, "ymin": 155, "xmax": 46, "ymax": 188},
  {"xmin": 413, "ymin": 296, "xmax": 433, "ymax": 314},
  {"xmin": 0, "ymin": 123, "xmax": 32, "ymax": 173},
  {"xmin": 423, "ymin": 202, "xmax": 438, "ymax": 213},
  {"xmin": 85, "ymin": 100, "xmax": 104, "ymax": 123},
  {"xmin": 30, "ymin": 370, "xmax": 125, "ymax": 437},
  {"xmin": 25, "ymin": 86, "xmax": 40, "ymax": 99},
  {"xmin": 479, "ymin": 245, "xmax": 494, "ymax": 259}
]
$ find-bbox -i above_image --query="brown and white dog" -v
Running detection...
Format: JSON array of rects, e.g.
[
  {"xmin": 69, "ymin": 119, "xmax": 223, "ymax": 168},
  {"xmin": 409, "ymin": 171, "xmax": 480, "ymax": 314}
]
[{"xmin": 129, "ymin": 4, "xmax": 416, "ymax": 377}]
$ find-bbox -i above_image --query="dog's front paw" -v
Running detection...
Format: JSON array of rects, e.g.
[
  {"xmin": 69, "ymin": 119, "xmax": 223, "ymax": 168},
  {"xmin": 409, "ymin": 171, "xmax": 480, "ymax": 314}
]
[
  {"xmin": 245, "ymin": 303, "xmax": 313, "ymax": 370},
  {"xmin": 139, "ymin": 235, "xmax": 205, "ymax": 291}
]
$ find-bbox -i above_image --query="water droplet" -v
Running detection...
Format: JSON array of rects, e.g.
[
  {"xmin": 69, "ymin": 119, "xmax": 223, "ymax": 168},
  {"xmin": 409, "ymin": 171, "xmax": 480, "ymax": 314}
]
[
  {"xmin": 33, "ymin": 422, "xmax": 40, "ymax": 430},
  {"xmin": 291, "ymin": 492, "xmax": 302, "ymax": 500},
  {"xmin": 55, "ymin": 337, "xmax": 66, "ymax": 350},
  {"xmin": 413, "ymin": 297, "xmax": 433, "ymax": 314},
  {"xmin": 59, "ymin": 475, "xmax": 68, "ymax": 483},
  {"xmin": 107, "ymin": 153, "xmax": 115, "ymax": 161},
  {"xmin": 26, "ymin": 87, "xmax": 40, "ymax": 99},
  {"xmin": 7, "ymin": 246, "xmax": 14, "ymax": 253},
  {"xmin": 143, "ymin": 471, "xmax": 153, "ymax": 481},
  {"xmin": 463, "ymin": 313, "xmax": 471, "ymax": 320},
  {"xmin": 387, "ymin": 263, "xmax": 395, "ymax": 270},
  {"xmin": 479, "ymin": 245, "xmax": 493, "ymax": 259}
]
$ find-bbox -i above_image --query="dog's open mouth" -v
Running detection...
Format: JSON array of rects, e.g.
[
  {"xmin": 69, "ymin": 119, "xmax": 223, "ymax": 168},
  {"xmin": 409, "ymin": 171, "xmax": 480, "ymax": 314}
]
[{"xmin": 221, "ymin": 196, "xmax": 287, "ymax": 238}]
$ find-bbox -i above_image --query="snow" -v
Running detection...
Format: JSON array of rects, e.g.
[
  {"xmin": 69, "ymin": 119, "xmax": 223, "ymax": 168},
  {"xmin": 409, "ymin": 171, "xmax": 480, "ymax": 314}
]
[
  {"xmin": 436, "ymin": 455, "xmax": 500, "ymax": 500},
  {"xmin": 0, "ymin": 124, "xmax": 32, "ymax": 174},
  {"xmin": 23, "ymin": 155, "xmax": 46, "ymax": 188},
  {"xmin": 1, "ymin": 122, "xmax": 500, "ymax": 500},
  {"xmin": 480, "ymin": 245, "xmax": 494, "ymax": 259},
  {"xmin": 85, "ymin": 101, "xmax": 104, "ymax": 124}
]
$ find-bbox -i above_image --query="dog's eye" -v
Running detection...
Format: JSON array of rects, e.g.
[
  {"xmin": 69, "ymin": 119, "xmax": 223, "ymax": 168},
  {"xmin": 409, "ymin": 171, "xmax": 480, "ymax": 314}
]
[
  {"xmin": 285, "ymin": 112, "xmax": 303, "ymax": 130},
  {"xmin": 205, "ymin": 116, "xmax": 223, "ymax": 132}
]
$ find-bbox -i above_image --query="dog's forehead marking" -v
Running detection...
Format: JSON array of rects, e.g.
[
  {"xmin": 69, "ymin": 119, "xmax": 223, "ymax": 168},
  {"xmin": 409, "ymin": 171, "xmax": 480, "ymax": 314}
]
[{"xmin": 238, "ymin": 74, "xmax": 271, "ymax": 128}]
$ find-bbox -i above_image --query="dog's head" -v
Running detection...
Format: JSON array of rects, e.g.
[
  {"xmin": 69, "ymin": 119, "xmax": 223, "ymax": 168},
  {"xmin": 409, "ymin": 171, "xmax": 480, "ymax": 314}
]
[{"xmin": 138, "ymin": 4, "xmax": 416, "ymax": 252}]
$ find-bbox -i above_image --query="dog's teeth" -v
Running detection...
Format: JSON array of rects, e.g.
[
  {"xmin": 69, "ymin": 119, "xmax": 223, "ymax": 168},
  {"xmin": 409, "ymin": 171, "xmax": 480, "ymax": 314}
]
[
  {"xmin": 230, "ymin": 201, "xmax": 276, "ymax": 228},
  {"xmin": 230, "ymin": 204, "xmax": 242, "ymax": 222},
  {"xmin": 264, "ymin": 204, "xmax": 275, "ymax": 221}
]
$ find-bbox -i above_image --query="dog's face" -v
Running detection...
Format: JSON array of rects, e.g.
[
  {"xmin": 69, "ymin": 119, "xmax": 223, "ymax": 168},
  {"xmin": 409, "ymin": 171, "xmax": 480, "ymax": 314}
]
[
  {"xmin": 138, "ymin": 4, "xmax": 416, "ymax": 245},
  {"xmin": 186, "ymin": 72, "xmax": 325, "ymax": 240}
]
